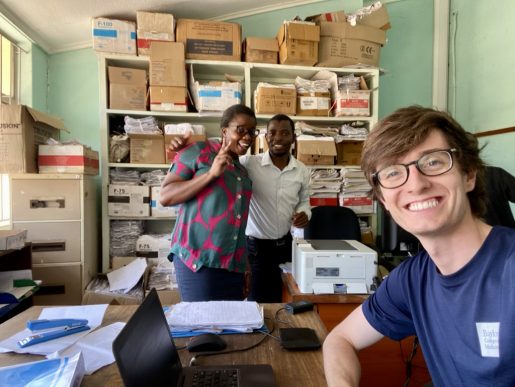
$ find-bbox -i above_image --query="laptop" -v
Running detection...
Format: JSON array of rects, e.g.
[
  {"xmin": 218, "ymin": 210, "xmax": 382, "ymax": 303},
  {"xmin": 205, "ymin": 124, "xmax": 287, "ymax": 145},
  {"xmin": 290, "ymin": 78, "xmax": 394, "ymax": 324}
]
[{"xmin": 112, "ymin": 288, "xmax": 276, "ymax": 387}]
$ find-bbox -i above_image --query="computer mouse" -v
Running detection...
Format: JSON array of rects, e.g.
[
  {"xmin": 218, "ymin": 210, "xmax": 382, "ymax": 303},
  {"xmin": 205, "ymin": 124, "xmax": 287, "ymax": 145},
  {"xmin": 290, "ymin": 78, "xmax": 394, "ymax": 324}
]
[{"xmin": 187, "ymin": 333, "xmax": 227, "ymax": 352}]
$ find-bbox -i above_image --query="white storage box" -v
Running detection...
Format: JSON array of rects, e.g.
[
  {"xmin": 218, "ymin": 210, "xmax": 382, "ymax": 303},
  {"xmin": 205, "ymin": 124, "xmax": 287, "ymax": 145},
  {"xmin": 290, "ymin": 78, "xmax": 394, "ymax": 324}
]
[
  {"xmin": 38, "ymin": 144, "xmax": 99, "ymax": 175},
  {"xmin": 92, "ymin": 18, "xmax": 136, "ymax": 55},
  {"xmin": 108, "ymin": 185, "xmax": 150, "ymax": 217}
]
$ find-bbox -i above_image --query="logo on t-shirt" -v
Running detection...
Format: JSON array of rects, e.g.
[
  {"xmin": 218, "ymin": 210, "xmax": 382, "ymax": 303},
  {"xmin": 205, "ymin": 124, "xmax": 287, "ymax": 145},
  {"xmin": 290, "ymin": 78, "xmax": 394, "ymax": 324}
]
[{"xmin": 475, "ymin": 322, "xmax": 500, "ymax": 357}]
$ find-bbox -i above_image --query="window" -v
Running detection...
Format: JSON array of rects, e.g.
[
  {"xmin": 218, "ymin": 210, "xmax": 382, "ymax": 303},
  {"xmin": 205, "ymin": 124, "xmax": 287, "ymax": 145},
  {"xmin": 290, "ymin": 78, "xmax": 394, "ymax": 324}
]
[
  {"xmin": 0, "ymin": 175, "xmax": 9, "ymax": 228},
  {"xmin": 1, "ymin": 34, "xmax": 20, "ymax": 104},
  {"xmin": 0, "ymin": 34, "xmax": 19, "ymax": 227}
]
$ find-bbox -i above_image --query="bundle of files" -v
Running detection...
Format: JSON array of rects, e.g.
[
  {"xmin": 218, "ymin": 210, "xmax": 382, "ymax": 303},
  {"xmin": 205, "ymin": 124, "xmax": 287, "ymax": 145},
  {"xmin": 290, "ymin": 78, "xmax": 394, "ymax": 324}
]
[
  {"xmin": 341, "ymin": 168, "xmax": 372, "ymax": 197},
  {"xmin": 295, "ymin": 121, "xmax": 340, "ymax": 138},
  {"xmin": 140, "ymin": 169, "xmax": 166, "ymax": 186},
  {"xmin": 123, "ymin": 116, "xmax": 161, "ymax": 134},
  {"xmin": 165, "ymin": 301, "xmax": 264, "ymax": 336},
  {"xmin": 309, "ymin": 168, "xmax": 343, "ymax": 195},
  {"xmin": 340, "ymin": 123, "xmax": 369, "ymax": 140},
  {"xmin": 109, "ymin": 168, "xmax": 140, "ymax": 185},
  {"xmin": 109, "ymin": 220, "xmax": 144, "ymax": 257}
]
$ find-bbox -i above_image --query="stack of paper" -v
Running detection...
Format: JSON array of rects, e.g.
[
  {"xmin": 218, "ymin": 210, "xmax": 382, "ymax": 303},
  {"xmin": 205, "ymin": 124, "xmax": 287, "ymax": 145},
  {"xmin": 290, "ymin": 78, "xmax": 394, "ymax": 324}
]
[
  {"xmin": 341, "ymin": 167, "xmax": 371, "ymax": 196},
  {"xmin": 310, "ymin": 168, "xmax": 343, "ymax": 194},
  {"xmin": 165, "ymin": 301, "xmax": 264, "ymax": 336}
]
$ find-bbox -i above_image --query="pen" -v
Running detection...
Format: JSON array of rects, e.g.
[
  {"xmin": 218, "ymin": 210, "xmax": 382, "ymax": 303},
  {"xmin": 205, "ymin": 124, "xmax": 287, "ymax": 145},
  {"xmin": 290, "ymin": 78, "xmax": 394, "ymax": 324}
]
[{"xmin": 17, "ymin": 324, "xmax": 91, "ymax": 348}]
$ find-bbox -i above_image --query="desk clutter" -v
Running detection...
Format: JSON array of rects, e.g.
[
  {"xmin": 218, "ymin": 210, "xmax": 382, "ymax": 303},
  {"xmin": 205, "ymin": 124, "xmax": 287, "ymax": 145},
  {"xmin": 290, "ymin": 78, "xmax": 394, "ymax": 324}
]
[{"xmin": 0, "ymin": 291, "xmax": 326, "ymax": 386}]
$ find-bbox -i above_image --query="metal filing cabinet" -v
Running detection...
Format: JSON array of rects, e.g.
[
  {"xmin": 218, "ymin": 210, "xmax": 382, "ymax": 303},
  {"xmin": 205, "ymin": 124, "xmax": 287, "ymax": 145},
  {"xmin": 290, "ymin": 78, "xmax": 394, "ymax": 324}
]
[{"xmin": 10, "ymin": 174, "xmax": 98, "ymax": 305}]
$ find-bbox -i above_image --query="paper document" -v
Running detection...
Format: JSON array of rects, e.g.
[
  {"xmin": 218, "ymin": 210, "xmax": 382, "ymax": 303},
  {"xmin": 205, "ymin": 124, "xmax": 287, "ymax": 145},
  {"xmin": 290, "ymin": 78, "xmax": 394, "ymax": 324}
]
[
  {"xmin": 107, "ymin": 257, "xmax": 147, "ymax": 293},
  {"xmin": 0, "ymin": 304, "xmax": 108, "ymax": 355},
  {"xmin": 166, "ymin": 301, "xmax": 263, "ymax": 333},
  {"xmin": 49, "ymin": 322, "xmax": 125, "ymax": 375}
]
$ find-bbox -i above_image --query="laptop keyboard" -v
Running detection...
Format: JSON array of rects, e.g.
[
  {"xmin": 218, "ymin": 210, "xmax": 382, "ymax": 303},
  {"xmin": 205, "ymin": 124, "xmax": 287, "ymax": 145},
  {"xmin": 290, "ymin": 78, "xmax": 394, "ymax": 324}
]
[{"xmin": 191, "ymin": 369, "xmax": 239, "ymax": 387}]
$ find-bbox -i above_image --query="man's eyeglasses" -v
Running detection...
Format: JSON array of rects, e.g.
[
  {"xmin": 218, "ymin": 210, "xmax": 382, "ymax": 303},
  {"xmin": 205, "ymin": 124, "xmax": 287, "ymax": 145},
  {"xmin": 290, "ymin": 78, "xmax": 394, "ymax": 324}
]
[
  {"xmin": 372, "ymin": 148, "xmax": 457, "ymax": 189},
  {"xmin": 228, "ymin": 125, "xmax": 259, "ymax": 138}
]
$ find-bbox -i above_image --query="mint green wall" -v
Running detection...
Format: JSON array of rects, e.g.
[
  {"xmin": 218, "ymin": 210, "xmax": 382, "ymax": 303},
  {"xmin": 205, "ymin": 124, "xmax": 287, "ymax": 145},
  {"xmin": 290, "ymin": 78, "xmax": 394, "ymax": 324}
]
[
  {"xmin": 47, "ymin": 48, "xmax": 100, "ymax": 151},
  {"xmin": 31, "ymin": 45, "xmax": 49, "ymax": 111},
  {"xmin": 19, "ymin": 43, "xmax": 48, "ymax": 109},
  {"xmin": 378, "ymin": 0, "xmax": 433, "ymax": 117},
  {"xmin": 449, "ymin": 0, "xmax": 515, "ymax": 215},
  {"xmin": 449, "ymin": 0, "xmax": 515, "ymax": 176}
]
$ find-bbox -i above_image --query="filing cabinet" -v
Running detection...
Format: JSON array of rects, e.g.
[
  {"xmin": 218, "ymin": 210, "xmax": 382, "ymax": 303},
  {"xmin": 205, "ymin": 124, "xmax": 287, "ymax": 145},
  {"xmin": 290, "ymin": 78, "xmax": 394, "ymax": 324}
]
[{"xmin": 10, "ymin": 174, "xmax": 98, "ymax": 305}]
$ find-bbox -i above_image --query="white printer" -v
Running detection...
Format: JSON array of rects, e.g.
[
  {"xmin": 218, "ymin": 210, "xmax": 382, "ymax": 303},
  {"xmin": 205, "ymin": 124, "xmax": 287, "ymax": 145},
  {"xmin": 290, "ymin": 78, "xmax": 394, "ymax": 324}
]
[{"xmin": 292, "ymin": 239, "xmax": 378, "ymax": 294}]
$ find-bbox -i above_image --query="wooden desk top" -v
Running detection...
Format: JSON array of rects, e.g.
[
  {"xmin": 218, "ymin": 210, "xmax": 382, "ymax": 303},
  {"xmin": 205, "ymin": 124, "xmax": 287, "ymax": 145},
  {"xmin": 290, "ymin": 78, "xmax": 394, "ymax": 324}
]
[
  {"xmin": 0, "ymin": 303, "xmax": 328, "ymax": 387},
  {"xmin": 282, "ymin": 273, "xmax": 368, "ymax": 304}
]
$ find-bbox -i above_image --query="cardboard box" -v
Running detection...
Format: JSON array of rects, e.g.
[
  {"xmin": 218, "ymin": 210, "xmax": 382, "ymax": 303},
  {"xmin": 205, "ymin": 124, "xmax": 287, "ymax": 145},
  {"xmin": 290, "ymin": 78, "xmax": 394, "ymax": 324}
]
[
  {"xmin": 129, "ymin": 133, "xmax": 165, "ymax": 164},
  {"xmin": 251, "ymin": 132, "xmax": 269, "ymax": 155},
  {"xmin": 111, "ymin": 256, "xmax": 139, "ymax": 270},
  {"xmin": 296, "ymin": 90, "xmax": 331, "ymax": 116},
  {"xmin": 150, "ymin": 186, "xmax": 179, "ymax": 217},
  {"xmin": 149, "ymin": 42, "xmax": 186, "ymax": 87},
  {"xmin": 243, "ymin": 37, "xmax": 278, "ymax": 64},
  {"xmin": 254, "ymin": 85, "xmax": 297, "ymax": 115},
  {"xmin": 38, "ymin": 144, "xmax": 99, "ymax": 175},
  {"xmin": 361, "ymin": 230, "xmax": 374, "ymax": 246},
  {"xmin": 108, "ymin": 67, "xmax": 147, "ymax": 111},
  {"xmin": 0, "ymin": 104, "xmax": 65, "ymax": 173},
  {"xmin": 189, "ymin": 65, "xmax": 241, "ymax": 112},
  {"xmin": 339, "ymin": 195, "xmax": 374, "ymax": 214},
  {"xmin": 0, "ymin": 229, "xmax": 27, "ymax": 251},
  {"xmin": 149, "ymin": 86, "xmax": 188, "ymax": 112},
  {"xmin": 82, "ymin": 274, "xmax": 144, "ymax": 305},
  {"xmin": 164, "ymin": 133, "xmax": 207, "ymax": 163},
  {"xmin": 149, "ymin": 289, "xmax": 181, "ymax": 305},
  {"xmin": 108, "ymin": 184, "xmax": 150, "ymax": 217},
  {"xmin": 136, "ymin": 11, "xmax": 175, "ymax": 56},
  {"xmin": 277, "ymin": 21, "xmax": 320, "ymax": 66},
  {"xmin": 354, "ymin": 5, "xmax": 390, "ymax": 30},
  {"xmin": 92, "ymin": 18, "xmax": 136, "ymax": 55},
  {"xmin": 296, "ymin": 137, "xmax": 337, "ymax": 165},
  {"xmin": 335, "ymin": 89, "xmax": 371, "ymax": 117},
  {"xmin": 317, "ymin": 21, "xmax": 386, "ymax": 67},
  {"xmin": 336, "ymin": 141, "xmax": 363, "ymax": 165},
  {"xmin": 309, "ymin": 194, "xmax": 339, "ymax": 207},
  {"xmin": 306, "ymin": 11, "xmax": 347, "ymax": 23},
  {"xmin": 136, "ymin": 234, "xmax": 171, "ymax": 259},
  {"xmin": 176, "ymin": 19, "xmax": 241, "ymax": 61}
]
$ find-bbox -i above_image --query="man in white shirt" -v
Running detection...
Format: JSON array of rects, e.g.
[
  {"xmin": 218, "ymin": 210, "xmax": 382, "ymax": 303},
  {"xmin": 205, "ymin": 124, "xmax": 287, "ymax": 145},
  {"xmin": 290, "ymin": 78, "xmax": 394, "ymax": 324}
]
[
  {"xmin": 241, "ymin": 114, "xmax": 311, "ymax": 302},
  {"xmin": 168, "ymin": 114, "xmax": 311, "ymax": 302}
]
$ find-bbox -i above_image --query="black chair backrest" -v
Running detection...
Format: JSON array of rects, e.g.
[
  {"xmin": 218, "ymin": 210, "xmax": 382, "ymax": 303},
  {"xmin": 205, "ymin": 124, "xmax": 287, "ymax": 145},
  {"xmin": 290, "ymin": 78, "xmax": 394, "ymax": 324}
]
[{"xmin": 303, "ymin": 206, "xmax": 362, "ymax": 241}]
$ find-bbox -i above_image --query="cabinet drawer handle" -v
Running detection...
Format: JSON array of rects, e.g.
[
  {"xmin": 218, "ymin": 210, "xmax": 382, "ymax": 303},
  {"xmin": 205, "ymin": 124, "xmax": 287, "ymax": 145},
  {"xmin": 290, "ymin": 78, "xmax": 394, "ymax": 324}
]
[
  {"xmin": 30, "ymin": 199, "xmax": 65, "ymax": 208},
  {"xmin": 37, "ymin": 285, "xmax": 65, "ymax": 295},
  {"xmin": 32, "ymin": 241, "xmax": 66, "ymax": 252}
]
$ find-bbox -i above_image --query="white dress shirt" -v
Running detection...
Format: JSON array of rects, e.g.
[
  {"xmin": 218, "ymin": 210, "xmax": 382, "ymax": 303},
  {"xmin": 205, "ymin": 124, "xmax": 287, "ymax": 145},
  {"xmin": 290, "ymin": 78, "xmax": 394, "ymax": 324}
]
[{"xmin": 240, "ymin": 152, "xmax": 311, "ymax": 239}]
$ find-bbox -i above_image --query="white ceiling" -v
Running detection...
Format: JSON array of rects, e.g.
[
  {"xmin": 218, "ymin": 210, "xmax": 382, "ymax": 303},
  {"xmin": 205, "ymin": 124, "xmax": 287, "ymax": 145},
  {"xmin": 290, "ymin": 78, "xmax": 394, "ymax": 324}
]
[{"xmin": 0, "ymin": 0, "xmax": 319, "ymax": 53}]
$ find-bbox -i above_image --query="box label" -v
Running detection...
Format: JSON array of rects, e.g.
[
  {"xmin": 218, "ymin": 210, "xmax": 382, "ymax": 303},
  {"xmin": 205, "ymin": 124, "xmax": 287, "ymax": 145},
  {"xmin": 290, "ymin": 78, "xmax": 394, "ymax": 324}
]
[{"xmin": 187, "ymin": 39, "xmax": 232, "ymax": 56}]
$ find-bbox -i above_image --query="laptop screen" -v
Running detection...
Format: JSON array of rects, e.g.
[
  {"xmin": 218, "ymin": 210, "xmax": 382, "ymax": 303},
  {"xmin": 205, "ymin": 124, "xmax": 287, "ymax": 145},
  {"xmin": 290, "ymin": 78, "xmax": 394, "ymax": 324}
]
[{"xmin": 113, "ymin": 288, "xmax": 182, "ymax": 387}]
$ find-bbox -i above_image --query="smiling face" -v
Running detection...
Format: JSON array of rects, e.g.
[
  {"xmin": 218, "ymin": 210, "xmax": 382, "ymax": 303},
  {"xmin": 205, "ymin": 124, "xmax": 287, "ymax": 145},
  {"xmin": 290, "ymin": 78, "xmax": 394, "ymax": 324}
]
[
  {"xmin": 266, "ymin": 119, "xmax": 295, "ymax": 157},
  {"xmin": 221, "ymin": 113, "xmax": 257, "ymax": 157},
  {"xmin": 378, "ymin": 129, "xmax": 477, "ymax": 239}
]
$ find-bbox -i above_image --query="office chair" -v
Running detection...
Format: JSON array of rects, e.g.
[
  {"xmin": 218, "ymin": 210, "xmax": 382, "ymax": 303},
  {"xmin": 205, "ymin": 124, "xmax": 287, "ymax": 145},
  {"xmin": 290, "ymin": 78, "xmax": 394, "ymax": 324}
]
[{"xmin": 303, "ymin": 206, "xmax": 362, "ymax": 241}]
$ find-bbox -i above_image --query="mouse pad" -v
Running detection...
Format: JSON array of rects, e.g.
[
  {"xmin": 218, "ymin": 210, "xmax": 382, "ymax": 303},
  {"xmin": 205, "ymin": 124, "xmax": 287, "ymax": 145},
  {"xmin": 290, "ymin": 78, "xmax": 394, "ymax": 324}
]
[{"xmin": 279, "ymin": 328, "xmax": 321, "ymax": 350}]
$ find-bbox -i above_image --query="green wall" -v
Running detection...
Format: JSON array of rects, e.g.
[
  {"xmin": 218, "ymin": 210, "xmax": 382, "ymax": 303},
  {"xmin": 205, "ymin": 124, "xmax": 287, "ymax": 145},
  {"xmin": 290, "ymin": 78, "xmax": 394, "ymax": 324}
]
[
  {"xmin": 378, "ymin": 0, "xmax": 433, "ymax": 117},
  {"xmin": 449, "ymin": 0, "xmax": 515, "ymax": 175},
  {"xmin": 47, "ymin": 48, "xmax": 100, "ymax": 151}
]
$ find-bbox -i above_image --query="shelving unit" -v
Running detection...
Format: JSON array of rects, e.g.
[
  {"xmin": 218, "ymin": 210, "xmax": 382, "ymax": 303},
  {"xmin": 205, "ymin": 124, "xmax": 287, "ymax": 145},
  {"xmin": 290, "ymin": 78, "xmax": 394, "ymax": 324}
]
[{"xmin": 98, "ymin": 53, "xmax": 380, "ymax": 272}]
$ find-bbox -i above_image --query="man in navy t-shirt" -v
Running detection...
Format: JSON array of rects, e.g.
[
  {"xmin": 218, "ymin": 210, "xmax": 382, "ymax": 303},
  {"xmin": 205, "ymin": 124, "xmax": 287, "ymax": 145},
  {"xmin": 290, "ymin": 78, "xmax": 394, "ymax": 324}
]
[{"xmin": 323, "ymin": 106, "xmax": 515, "ymax": 386}]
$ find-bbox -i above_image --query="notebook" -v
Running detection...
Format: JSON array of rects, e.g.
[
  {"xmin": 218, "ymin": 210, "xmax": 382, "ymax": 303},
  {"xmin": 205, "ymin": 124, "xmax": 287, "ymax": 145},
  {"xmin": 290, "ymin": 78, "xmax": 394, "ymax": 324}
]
[{"xmin": 112, "ymin": 288, "xmax": 276, "ymax": 387}]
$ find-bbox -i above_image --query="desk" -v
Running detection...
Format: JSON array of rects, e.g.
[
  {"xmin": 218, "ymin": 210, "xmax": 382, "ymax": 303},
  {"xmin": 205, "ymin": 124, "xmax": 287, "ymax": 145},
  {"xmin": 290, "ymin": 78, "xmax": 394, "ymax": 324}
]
[
  {"xmin": 0, "ymin": 304, "xmax": 327, "ymax": 387},
  {"xmin": 282, "ymin": 273, "xmax": 431, "ymax": 387}
]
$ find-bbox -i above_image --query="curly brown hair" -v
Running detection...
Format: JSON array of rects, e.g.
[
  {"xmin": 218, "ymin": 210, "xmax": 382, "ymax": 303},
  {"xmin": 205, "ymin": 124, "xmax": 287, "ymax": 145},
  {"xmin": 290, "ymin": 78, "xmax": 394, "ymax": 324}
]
[{"xmin": 361, "ymin": 105, "xmax": 486, "ymax": 217}]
